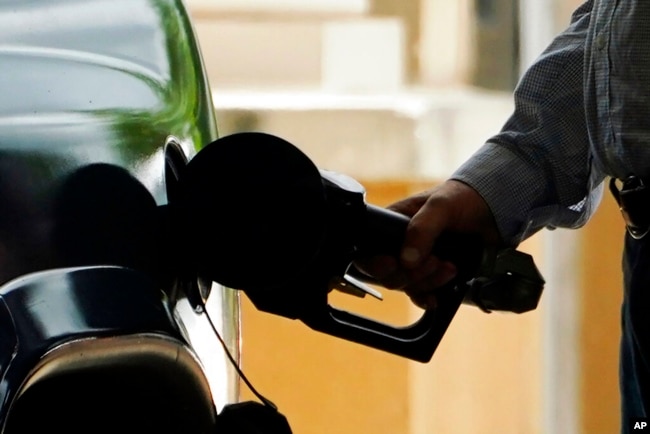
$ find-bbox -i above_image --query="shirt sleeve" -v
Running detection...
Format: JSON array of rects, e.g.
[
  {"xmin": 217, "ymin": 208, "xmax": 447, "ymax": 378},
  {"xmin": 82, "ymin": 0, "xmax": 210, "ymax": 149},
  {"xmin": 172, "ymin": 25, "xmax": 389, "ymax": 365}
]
[{"xmin": 451, "ymin": 1, "xmax": 604, "ymax": 246}]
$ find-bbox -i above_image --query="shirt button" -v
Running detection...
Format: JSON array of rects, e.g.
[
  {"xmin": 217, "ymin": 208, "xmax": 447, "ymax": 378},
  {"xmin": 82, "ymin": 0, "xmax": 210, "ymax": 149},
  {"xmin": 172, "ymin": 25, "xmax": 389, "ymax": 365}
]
[{"xmin": 596, "ymin": 33, "xmax": 607, "ymax": 50}]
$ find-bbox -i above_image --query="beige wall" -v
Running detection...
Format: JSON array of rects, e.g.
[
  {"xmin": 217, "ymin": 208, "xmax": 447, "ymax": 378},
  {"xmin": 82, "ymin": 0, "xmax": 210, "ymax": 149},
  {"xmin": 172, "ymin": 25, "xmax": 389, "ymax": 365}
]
[
  {"xmin": 579, "ymin": 194, "xmax": 624, "ymax": 433},
  {"xmin": 556, "ymin": 0, "xmax": 589, "ymax": 31},
  {"xmin": 417, "ymin": 0, "xmax": 473, "ymax": 86}
]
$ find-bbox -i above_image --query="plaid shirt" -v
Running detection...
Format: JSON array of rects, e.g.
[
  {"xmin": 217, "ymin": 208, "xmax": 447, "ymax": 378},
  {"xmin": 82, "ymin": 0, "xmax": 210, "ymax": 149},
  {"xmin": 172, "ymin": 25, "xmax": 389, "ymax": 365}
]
[{"xmin": 453, "ymin": 0, "xmax": 650, "ymax": 245}]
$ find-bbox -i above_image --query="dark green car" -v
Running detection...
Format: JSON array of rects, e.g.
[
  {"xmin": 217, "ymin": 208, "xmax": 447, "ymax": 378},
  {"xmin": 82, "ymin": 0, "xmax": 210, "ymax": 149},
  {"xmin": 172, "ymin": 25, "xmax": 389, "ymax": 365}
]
[{"xmin": 0, "ymin": 1, "xmax": 239, "ymax": 431}]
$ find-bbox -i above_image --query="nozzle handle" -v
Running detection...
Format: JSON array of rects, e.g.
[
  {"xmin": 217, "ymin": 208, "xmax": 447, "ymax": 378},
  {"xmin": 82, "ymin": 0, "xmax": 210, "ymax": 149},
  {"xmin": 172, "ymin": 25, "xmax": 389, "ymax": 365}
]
[
  {"xmin": 297, "ymin": 204, "xmax": 485, "ymax": 362},
  {"xmin": 314, "ymin": 203, "xmax": 533, "ymax": 361},
  {"xmin": 302, "ymin": 279, "xmax": 467, "ymax": 362}
]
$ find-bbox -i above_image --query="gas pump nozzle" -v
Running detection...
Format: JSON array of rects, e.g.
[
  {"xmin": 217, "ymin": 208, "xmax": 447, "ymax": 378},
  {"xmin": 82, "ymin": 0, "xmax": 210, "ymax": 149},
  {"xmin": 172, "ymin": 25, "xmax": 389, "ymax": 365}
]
[{"xmin": 173, "ymin": 132, "xmax": 545, "ymax": 362}]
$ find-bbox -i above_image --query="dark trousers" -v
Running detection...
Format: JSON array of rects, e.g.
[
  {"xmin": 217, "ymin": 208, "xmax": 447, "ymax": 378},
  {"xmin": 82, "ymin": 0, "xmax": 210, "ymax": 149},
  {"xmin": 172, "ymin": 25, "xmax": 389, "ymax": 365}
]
[{"xmin": 621, "ymin": 232, "xmax": 650, "ymax": 432}]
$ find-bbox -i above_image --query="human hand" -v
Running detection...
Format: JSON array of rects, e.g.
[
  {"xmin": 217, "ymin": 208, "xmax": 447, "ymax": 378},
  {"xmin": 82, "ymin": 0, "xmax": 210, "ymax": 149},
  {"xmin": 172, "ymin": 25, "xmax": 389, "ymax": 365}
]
[{"xmin": 355, "ymin": 180, "xmax": 501, "ymax": 309}]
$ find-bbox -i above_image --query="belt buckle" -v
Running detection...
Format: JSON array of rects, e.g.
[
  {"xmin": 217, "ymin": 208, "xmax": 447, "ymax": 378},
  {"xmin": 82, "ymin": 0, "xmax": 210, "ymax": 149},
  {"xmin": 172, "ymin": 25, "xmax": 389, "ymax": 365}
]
[{"xmin": 609, "ymin": 176, "xmax": 650, "ymax": 240}]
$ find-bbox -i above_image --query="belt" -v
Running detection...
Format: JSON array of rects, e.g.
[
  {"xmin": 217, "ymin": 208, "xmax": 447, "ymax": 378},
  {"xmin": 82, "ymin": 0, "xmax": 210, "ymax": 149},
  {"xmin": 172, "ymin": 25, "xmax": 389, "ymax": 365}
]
[{"xmin": 610, "ymin": 176, "xmax": 650, "ymax": 239}]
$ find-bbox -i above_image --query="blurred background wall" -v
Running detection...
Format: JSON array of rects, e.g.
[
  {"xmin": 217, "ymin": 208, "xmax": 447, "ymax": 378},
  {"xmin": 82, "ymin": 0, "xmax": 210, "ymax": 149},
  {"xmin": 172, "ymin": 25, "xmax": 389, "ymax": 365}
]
[{"xmin": 186, "ymin": 1, "xmax": 622, "ymax": 432}]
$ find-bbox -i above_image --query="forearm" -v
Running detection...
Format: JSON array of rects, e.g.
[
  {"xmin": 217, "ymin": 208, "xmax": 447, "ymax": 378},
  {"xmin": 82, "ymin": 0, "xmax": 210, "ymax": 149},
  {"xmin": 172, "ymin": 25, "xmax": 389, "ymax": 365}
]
[{"xmin": 452, "ymin": 1, "xmax": 604, "ymax": 246}]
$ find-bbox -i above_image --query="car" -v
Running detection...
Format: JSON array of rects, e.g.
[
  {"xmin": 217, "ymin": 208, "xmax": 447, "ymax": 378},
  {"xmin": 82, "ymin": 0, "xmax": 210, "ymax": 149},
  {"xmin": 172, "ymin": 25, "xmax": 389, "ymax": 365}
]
[{"xmin": 0, "ymin": 0, "xmax": 239, "ymax": 431}]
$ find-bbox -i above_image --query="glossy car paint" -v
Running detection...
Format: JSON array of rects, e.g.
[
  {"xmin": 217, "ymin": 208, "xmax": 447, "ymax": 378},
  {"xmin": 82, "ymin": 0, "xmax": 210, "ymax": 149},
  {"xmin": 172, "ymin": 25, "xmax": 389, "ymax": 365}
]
[{"xmin": 0, "ymin": 0, "xmax": 239, "ymax": 426}]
